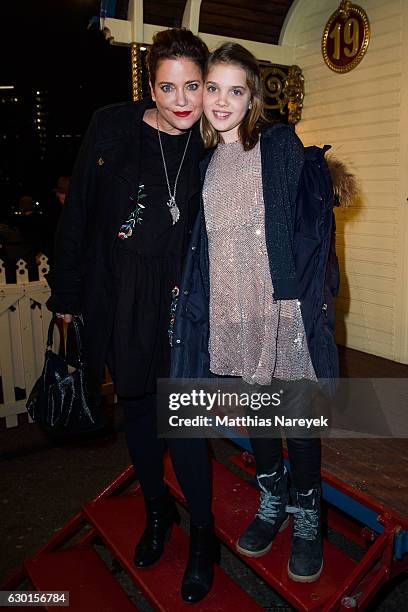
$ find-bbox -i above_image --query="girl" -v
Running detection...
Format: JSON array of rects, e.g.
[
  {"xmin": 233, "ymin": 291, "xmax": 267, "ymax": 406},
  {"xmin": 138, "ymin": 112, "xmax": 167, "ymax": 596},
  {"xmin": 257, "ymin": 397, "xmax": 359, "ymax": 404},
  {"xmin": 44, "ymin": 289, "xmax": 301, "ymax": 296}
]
[
  {"xmin": 171, "ymin": 42, "xmax": 339, "ymax": 583},
  {"xmin": 47, "ymin": 29, "xmax": 217, "ymax": 603}
]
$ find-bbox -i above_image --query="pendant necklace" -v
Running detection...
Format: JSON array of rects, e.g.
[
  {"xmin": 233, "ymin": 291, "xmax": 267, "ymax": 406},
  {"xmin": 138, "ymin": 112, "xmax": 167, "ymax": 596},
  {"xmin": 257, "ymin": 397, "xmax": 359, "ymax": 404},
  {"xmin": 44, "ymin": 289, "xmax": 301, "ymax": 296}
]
[{"xmin": 156, "ymin": 110, "xmax": 192, "ymax": 225}]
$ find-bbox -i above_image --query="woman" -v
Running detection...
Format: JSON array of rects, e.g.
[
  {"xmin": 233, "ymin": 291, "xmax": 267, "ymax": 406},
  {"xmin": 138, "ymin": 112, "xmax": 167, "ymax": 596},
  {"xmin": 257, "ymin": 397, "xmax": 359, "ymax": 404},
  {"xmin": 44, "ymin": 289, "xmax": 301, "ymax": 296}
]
[
  {"xmin": 47, "ymin": 28, "xmax": 217, "ymax": 603},
  {"xmin": 171, "ymin": 43, "xmax": 339, "ymax": 583}
]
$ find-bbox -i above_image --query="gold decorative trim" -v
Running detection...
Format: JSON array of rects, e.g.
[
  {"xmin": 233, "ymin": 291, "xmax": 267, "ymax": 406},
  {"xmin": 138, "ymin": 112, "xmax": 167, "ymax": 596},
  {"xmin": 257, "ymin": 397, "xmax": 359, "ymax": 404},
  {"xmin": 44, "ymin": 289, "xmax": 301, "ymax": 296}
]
[
  {"xmin": 130, "ymin": 43, "xmax": 143, "ymax": 102},
  {"xmin": 322, "ymin": 1, "xmax": 370, "ymax": 73},
  {"xmin": 283, "ymin": 66, "xmax": 304, "ymax": 125},
  {"xmin": 260, "ymin": 63, "xmax": 304, "ymax": 124}
]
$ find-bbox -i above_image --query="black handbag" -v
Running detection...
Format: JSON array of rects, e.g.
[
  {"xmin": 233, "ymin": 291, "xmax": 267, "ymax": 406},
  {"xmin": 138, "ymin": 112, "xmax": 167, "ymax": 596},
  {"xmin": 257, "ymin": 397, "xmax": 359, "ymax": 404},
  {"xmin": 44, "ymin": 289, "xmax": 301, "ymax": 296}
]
[{"xmin": 26, "ymin": 314, "xmax": 104, "ymax": 436}]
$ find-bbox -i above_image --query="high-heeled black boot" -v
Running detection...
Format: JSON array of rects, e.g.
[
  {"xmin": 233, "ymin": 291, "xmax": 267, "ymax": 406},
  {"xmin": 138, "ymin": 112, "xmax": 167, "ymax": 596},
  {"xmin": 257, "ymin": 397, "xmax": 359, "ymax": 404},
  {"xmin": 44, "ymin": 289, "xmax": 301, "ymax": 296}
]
[
  {"xmin": 181, "ymin": 520, "xmax": 220, "ymax": 603},
  {"xmin": 134, "ymin": 488, "xmax": 180, "ymax": 568}
]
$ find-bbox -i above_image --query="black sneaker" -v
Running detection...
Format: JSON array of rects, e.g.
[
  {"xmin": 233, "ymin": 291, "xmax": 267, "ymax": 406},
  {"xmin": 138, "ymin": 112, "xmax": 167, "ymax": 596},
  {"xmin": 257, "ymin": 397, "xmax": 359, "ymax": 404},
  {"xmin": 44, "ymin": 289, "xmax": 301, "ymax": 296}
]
[
  {"xmin": 287, "ymin": 486, "xmax": 323, "ymax": 582},
  {"xmin": 236, "ymin": 466, "xmax": 289, "ymax": 557}
]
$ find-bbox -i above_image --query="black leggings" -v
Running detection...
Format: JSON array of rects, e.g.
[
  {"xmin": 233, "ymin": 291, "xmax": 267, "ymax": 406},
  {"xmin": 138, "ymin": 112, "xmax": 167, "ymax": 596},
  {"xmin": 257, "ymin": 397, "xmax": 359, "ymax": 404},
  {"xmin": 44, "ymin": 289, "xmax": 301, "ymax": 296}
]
[
  {"xmin": 121, "ymin": 394, "xmax": 212, "ymax": 526},
  {"xmin": 250, "ymin": 437, "xmax": 321, "ymax": 491}
]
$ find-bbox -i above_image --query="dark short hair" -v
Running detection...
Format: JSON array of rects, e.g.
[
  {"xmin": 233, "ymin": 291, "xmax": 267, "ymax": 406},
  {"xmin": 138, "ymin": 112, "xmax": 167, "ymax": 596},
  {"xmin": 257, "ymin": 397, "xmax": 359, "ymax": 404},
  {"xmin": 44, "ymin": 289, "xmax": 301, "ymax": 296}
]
[
  {"xmin": 201, "ymin": 42, "xmax": 267, "ymax": 151},
  {"xmin": 147, "ymin": 28, "xmax": 209, "ymax": 85}
]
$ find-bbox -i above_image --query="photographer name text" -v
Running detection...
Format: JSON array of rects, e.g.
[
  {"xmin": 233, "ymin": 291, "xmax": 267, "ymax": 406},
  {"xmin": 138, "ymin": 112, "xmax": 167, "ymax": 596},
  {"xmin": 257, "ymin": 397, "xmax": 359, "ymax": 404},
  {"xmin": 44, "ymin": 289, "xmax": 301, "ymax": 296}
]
[{"xmin": 168, "ymin": 415, "xmax": 328, "ymax": 428}]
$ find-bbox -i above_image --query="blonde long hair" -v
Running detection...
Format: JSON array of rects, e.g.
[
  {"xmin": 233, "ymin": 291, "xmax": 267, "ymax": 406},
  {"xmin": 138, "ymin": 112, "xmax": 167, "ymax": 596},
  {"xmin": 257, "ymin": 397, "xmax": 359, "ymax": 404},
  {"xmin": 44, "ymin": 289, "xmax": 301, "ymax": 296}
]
[{"xmin": 201, "ymin": 42, "xmax": 267, "ymax": 151}]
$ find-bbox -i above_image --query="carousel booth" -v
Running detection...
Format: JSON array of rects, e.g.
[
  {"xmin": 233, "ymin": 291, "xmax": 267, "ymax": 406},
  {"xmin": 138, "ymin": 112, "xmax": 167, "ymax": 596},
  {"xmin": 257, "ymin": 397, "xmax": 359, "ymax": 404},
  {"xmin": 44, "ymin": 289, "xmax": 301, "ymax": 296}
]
[{"xmin": 2, "ymin": 0, "xmax": 408, "ymax": 609}]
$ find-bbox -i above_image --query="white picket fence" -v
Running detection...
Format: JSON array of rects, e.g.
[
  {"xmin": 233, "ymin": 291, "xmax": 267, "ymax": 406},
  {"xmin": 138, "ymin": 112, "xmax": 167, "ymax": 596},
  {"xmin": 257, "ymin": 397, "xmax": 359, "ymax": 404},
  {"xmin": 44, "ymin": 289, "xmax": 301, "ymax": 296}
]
[{"xmin": 0, "ymin": 256, "xmax": 52, "ymax": 427}]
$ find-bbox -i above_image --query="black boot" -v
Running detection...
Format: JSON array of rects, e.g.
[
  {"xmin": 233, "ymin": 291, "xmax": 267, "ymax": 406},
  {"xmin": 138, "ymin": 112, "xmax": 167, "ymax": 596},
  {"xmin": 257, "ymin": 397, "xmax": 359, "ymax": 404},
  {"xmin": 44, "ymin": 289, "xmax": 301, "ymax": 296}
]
[
  {"xmin": 287, "ymin": 486, "xmax": 323, "ymax": 582},
  {"xmin": 236, "ymin": 466, "xmax": 289, "ymax": 557},
  {"xmin": 181, "ymin": 520, "xmax": 220, "ymax": 603},
  {"xmin": 134, "ymin": 488, "xmax": 180, "ymax": 568}
]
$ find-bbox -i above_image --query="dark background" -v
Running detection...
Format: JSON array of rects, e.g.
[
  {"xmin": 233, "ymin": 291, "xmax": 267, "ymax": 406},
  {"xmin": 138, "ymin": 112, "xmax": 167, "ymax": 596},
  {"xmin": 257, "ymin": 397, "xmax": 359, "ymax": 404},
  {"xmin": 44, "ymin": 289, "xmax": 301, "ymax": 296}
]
[{"xmin": 0, "ymin": 0, "xmax": 131, "ymax": 218}]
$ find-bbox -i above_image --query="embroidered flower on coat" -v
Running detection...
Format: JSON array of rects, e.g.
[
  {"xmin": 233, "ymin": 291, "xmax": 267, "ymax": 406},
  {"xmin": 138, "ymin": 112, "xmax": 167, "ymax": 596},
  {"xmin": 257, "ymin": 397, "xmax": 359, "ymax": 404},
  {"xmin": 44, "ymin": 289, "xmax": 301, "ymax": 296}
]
[
  {"xmin": 168, "ymin": 285, "xmax": 180, "ymax": 347},
  {"xmin": 117, "ymin": 184, "xmax": 146, "ymax": 239}
]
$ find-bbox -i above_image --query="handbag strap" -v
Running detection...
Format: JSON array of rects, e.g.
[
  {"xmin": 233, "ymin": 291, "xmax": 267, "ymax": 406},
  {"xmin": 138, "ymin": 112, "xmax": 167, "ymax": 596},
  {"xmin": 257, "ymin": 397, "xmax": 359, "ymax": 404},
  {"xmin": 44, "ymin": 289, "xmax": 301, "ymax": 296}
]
[
  {"xmin": 46, "ymin": 314, "xmax": 57, "ymax": 349},
  {"xmin": 69, "ymin": 317, "xmax": 84, "ymax": 365},
  {"xmin": 46, "ymin": 315, "xmax": 84, "ymax": 365}
]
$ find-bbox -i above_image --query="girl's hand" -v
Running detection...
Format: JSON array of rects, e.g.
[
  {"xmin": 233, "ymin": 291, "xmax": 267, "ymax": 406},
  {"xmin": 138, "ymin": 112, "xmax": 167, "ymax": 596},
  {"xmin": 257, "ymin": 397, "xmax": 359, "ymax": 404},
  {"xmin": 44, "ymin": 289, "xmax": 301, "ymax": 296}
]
[{"xmin": 56, "ymin": 313, "xmax": 73, "ymax": 323}]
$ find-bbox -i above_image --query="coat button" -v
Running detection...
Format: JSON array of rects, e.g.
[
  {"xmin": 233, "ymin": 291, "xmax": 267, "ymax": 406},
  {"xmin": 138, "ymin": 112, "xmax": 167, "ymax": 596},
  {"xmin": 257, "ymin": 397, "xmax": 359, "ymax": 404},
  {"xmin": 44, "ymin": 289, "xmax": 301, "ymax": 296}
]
[
  {"xmin": 176, "ymin": 339, "xmax": 181, "ymax": 344},
  {"xmin": 191, "ymin": 245, "xmax": 197, "ymax": 251},
  {"xmin": 183, "ymin": 290, "xmax": 189, "ymax": 296},
  {"xmin": 97, "ymin": 157, "xmax": 104, "ymax": 166}
]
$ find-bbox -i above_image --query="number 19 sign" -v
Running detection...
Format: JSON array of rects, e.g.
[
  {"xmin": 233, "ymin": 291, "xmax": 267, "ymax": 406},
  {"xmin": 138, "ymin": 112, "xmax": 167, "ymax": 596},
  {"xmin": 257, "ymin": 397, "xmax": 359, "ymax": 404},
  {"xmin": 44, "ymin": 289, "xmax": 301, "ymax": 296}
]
[{"xmin": 322, "ymin": 1, "xmax": 370, "ymax": 73}]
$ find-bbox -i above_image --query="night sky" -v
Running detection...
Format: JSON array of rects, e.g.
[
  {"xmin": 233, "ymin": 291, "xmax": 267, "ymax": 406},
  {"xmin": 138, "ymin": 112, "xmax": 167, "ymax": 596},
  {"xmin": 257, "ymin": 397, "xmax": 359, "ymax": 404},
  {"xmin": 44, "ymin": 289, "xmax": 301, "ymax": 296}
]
[
  {"xmin": 2, "ymin": 0, "xmax": 130, "ymax": 104},
  {"xmin": 1, "ymin": 1, "xmax": 132, "ymax": 209}
]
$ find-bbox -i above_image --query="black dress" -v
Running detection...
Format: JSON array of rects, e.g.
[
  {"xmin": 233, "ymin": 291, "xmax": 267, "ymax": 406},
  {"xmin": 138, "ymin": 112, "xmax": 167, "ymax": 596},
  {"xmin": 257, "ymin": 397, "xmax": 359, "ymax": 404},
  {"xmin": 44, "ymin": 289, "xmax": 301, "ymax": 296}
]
[{"xmin": 109, "ymin": 121, "xmax": 196, "ymax": 396}]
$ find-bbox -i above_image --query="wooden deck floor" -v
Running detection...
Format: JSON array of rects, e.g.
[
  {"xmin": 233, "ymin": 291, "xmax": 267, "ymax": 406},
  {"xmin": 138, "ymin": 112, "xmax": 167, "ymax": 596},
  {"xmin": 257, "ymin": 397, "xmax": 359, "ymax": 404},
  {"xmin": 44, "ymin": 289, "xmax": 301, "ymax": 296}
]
[{"xmin": 321, "ymin": 347, "xmax": 408, "ymax": 518}]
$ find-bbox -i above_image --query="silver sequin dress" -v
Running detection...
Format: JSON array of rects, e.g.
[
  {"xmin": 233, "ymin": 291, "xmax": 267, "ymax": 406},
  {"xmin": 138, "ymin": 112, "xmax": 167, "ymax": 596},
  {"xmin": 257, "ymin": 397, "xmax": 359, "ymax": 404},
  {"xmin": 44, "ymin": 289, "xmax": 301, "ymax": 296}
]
[{"xmin": 203, "ymin": 140, "xmax": 317, "ymax": 385}]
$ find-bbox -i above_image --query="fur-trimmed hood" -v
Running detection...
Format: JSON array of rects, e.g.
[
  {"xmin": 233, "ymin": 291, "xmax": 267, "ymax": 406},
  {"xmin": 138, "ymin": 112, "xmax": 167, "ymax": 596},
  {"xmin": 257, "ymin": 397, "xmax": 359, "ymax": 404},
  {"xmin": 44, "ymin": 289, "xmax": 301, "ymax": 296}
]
[{"xmin": 326, "ymin": 156, "xmax": 358, "ymax": 207}]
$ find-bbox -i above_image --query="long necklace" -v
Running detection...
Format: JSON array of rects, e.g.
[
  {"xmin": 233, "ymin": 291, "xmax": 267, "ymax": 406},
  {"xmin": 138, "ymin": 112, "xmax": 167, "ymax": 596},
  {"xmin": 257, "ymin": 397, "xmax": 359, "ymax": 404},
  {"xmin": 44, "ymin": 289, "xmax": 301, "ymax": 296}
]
[{"xmin": 156, "ymin": 110, "xmax": 192, "ymax": 225}]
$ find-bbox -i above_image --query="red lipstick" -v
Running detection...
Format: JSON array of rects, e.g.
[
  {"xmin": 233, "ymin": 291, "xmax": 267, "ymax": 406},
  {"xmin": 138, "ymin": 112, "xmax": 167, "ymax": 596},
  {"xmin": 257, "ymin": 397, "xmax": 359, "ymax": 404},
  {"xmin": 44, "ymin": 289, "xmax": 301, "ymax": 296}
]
[{"xmin": 174, "ymin": 111, "xmax": 192, "ymax": 117}]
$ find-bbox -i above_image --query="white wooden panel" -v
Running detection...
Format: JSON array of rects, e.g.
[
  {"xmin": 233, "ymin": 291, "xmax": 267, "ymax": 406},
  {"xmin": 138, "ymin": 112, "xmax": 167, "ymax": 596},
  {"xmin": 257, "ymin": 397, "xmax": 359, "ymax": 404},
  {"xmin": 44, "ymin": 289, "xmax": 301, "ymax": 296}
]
[
  {"xmin": 303, "ymin": 80, "xmax": 401, "ymax": 108},
  {"xmin": 15, "ymin": 260, "xmax": 28, "ymax": 284},
  {"xmin": 359, "ymin": 182, "xmax": 399, "ymax": 196},
  {"xmin": 355, "ymin": 166, "xmax": 400, "ymax": 182},
  {"xmin": 304, "ymin": 0, "xmax": 401, "ymax": 30},
  {"xmin": 337, "ymin": 290, "xmax": 395, "ymax": 308},
  {"xmin": 337, "ymin": 208, "xmax": 398, "ymax": 223},
  {"xmin": 37, "ymin": 254, "xmax": 50, "ymax": 280},
  {"xmin": 350, "ymin": 194, "xmax": 399, "ymax": 207},
  {"xmin": 340, "ymin": 260, "xmax": 396, "ymax": 280},
  {"xmin": 337, "ymin": 247, "xmax": 396, "ymax": 265},
  {"xmin": 9, "ymin": 306, "xmax": 25, "ymax": 390},
  {"xmin": 0, "ymin": 311, "xmax": 15, "ymax": 405},
  {"xmin": 0, "ymin": 399, "xmax": 28, "ymax": 429},
  {"xmin": 16, "ymin": 294, "xmax": 37, "ymax": 400},
  {"xmin": 299, "ymin": 107, "xmax": 400, "ymax": 134},
  {"xmin": 300, "ymin": 41, "xmax": 402, "ymax": 73},
  {"xmin": 336, "ymin": 321, "xmax": 394, "ymax": 343},
  {"xmin": 302, "ymin": 61, "xmax": 402, "ymax": 95},
  {"xmin": 299, "ymin": 121, "xmax": 399, "ymax": 142},
  {"xmin": 342, "ymin": 151, "xmax": 400, "ymax": 168},
  {"xmin": 336, "ymin": 298, "xmax": 393, "ymax": 319},
  {"xmin": 296, "ymin": 37, "xmax": 402, "ymax": 74},
  {"xmin": 298, "ymin": 13, "xmax": 402, "ymax": 46},
  {"xmin": 335, "ymin": 331, "xmax": 394, "ymax": 359},
  {"xmin": 337, "ymin": 310, "xmax": 394, "ymax": 334},
  {"xmin": 300, "ymin": 29, "xmax": 402, "ymax": 63},
  {"xmin": 302, "ymin": 93, "xmax": 401, "ymax": 121},
  {"xmin": 336, "ymin": 220, "xmax": 396, "ymax": 238},
  {"xmin": 0, "ymin": 259, "xmax": 52, "ymax": 427},
  {"xmin": 336, "ymin": 234, "xmax": 396, "ymax": 251},
  {"xmin": 339, "ymin": 273, "xmax": 395, "ymax": 294},
  {"xmin": 329, "ymin": 138, "xmax": 399, "ymax": 157}
]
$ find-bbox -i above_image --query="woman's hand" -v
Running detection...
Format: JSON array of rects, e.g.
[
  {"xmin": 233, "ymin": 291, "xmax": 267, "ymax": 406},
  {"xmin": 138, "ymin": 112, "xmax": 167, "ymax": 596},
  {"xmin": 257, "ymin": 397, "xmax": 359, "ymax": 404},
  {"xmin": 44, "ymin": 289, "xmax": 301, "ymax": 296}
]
[{"xmin": 56, "ymin": 313, "xmax": 73, "ymax": 323}]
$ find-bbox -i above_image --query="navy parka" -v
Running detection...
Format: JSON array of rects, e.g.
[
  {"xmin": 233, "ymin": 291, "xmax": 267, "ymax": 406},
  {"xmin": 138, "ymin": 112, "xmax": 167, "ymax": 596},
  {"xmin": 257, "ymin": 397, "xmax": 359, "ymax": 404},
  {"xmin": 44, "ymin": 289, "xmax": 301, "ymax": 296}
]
[{"xmin": 170, "ymin": 124, "xmax": 339, "ymax": 394}]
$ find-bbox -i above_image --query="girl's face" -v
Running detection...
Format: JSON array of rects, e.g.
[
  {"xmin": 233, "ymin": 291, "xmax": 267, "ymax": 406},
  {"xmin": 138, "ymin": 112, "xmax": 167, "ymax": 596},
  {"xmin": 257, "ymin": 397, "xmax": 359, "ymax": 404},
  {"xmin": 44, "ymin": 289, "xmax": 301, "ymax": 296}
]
[
  {"xmin": 203, "ymin": 63, "xmax": 252, "ymax": 143},
  {"xmin": 150, "ymin": 58, "xmax": 203, "ymax": 134}
]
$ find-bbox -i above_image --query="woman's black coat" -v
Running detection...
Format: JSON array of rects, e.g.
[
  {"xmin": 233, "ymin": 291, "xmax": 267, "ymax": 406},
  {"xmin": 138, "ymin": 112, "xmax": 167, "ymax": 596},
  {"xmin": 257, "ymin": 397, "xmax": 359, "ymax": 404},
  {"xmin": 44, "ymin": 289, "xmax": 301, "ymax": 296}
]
[{"xmin": 46, "ymin": 99, "xmax": 203, "ymax": 402}]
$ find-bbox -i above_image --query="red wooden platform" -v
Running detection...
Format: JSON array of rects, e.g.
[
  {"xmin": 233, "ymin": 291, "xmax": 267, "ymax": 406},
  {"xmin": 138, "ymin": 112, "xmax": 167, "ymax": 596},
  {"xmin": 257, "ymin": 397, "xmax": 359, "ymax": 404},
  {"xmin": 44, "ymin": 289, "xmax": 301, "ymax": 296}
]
[
  {"xmin": 165, "ymin": 455, "xmax": 355, "ymax": 611},
  {"xmin": 2, "ymin": 451, "xmax": 407, "ymax": 611},
  {"xmin": 83, "ymin": 491, "xmax": 261, "ymax": 611},
  {"xmin": 25, "ymin": 547, "xmax": 136, "ymax": 612}
]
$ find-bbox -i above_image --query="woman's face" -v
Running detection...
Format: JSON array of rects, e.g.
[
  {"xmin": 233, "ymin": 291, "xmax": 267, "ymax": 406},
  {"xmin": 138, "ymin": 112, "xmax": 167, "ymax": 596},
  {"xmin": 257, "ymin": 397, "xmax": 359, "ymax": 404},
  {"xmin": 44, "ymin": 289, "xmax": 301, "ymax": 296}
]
[
  {"xmin": 150, "ymin": 58, "xmax": 203, "ymax": 134},
  {"xmin": 203, "ymin": 63, "xmax": 251, "ymax": 143}
]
